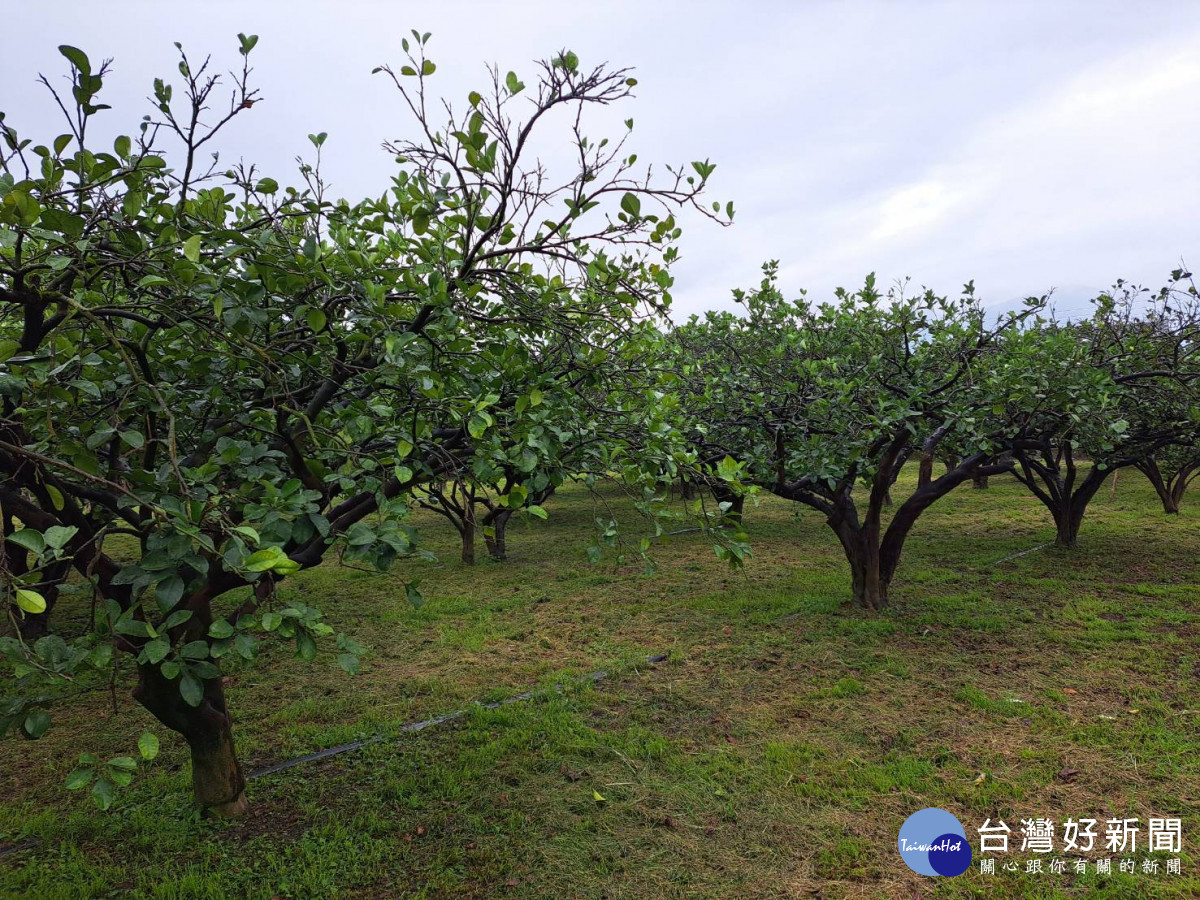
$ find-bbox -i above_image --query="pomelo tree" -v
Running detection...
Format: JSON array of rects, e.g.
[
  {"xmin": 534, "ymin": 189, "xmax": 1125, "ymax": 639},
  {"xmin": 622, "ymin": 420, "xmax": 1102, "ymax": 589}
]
[
  {"xmin": 670, "ymin": 264, "xmax": 1029, "ymax": 609},
  {"xmin": 0, "ymin": 34, "xmax": 727, "ymax": 815}
]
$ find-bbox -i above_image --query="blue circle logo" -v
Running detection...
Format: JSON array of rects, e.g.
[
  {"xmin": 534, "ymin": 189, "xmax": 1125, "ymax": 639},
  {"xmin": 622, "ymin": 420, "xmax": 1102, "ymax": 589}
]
[{"xmin": 897, "ymin": 808, "xmax": 972, "ymax": 876}]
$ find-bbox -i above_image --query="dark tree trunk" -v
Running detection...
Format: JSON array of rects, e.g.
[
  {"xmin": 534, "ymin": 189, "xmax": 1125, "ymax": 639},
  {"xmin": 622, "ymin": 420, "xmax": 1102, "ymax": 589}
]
[
  {"xmin": 917, "ymin": 452, "xmax": 934, "ymax": 489},
  {"xmin": 133, "ymin": 661, "xmax": 247, "ymax": 817},
  {"xmin": 972, "ymin": 472, "xmax": 989, "ymax": 490},
  {"xmin": 1012, "ymin": 444, "xmax": 1111, "ymax": 550},
  {"xmin": 679, "ymin": 479, "xmax": 696, "ymax": 500},
  {"xmin": 843, "ymin": 532, "xmax": 887, "ymax": 611},
  {"xmin": 483, "ymin": 509, "xmax": 512, "ymax": 560},
  {"xmin": 460, "ymin": 520, "xmax": 476, "ymax": 565},
  {"xmin": 1049, "ymin": 492, "xmax": 1095, "ymax": 548},
  {"xmin": 1136, "ymin": 457, "xmax": 1194, "ymax": 514}
]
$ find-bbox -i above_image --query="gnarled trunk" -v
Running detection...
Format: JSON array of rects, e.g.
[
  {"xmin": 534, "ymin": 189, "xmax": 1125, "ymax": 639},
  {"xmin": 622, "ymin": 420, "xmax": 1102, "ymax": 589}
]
[
  {"xmin": 846, "ymin": 536, "xmax": 888, "ymax": 611},
  {"xmin": 134, "ymin": 661, "xmax": 247, "ymax": 817},
  {"xmin": 1051, "ymin": 502, "xmax": 1086, "ymax": 549}
]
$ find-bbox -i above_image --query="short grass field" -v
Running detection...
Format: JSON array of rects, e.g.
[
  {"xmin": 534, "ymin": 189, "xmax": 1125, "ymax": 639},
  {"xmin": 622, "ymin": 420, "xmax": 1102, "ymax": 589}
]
[{"xmin": 2, "ymin": 467, "xmax": 1200, "ymax": 899}]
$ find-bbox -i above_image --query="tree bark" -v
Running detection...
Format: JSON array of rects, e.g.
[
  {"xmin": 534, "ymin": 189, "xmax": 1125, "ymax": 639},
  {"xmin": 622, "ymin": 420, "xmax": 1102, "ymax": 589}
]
[
  {"xmin": 1137, "ymin": 457, "xmax": 1187, "ymax": 514},
  {"xmin": 1045, "ymin": 473, "xmax": 1105, "ymax": 549},
  {"xmin": 844, "ymin": 535, "xmax": 887, "ymax": 610},
  {"xmin": 460, "ymin": 520, "xmax": 476, "ymax": 565},
  {"xmin": 133, "ymin": 661, "xmax": 247, "ymax": 817},
  {"xmin": 483, "ymin": 509, "xmax": 512, "ymax": 560},
  {"xmin": 972, "ymin": 472, "xmax": 989, "ymax": 490},
  {"xmin": 917, "ymin": 452, "xmax": 934, "ymax": 489}
]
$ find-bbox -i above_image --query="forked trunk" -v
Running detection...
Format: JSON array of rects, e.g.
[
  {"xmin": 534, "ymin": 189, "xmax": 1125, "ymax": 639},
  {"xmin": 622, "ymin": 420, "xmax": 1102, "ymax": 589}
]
[
  {"xmin": 1138, "ymin": 458, "xmax": 1182, "ymax": 514},
  {"xmin": 1051, "ymin": 499, "xmax": 1088, "ymax": 549},
  {"xmin": 134, "ymin": 661, "xmax": 247, "ymax": 817},
  {"xmin": 837, "ymin": 524, "xmax": 889, "ymax": 611},
  {"xmin": 849, "ymin": 549, "xmax": 888, "ymax": 614}
]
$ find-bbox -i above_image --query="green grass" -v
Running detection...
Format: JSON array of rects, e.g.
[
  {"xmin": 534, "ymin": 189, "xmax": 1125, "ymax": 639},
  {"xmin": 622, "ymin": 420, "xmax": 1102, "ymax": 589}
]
[{"xmin": 3, "ymin": 467, "xmax": 1200, "ymax": 898}]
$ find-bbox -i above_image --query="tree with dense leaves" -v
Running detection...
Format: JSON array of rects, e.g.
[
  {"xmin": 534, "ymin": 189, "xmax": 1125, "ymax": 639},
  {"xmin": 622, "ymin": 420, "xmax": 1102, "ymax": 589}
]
[
  {"xmin": 0, "ymin": 34, "xmax": 728, "ymax": 815},
  {"xmin": 1136, "ymin": 444, "xmax": 1200, "ymax": 514},
  {"xmin": 670, "ymin": 263, "xmax": 1030, "ymax": 610},
  {"xmin": 999, "ymin": 274, "xmax": 1200, "ymax": 547}
]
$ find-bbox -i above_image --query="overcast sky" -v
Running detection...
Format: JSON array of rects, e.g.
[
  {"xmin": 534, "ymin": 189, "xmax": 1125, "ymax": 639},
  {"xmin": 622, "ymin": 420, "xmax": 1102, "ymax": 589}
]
[{"xmin": 3, "ymin": 1, "xmax": 1198, "ymax": 320}]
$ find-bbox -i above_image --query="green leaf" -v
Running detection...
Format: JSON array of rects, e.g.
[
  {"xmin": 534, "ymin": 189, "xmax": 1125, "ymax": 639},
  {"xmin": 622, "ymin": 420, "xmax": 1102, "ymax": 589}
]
[
  {"xmin": 15, "ymin": 589, "xmax": 47, "ymax": 615},
  {"xmin": 526, "ymin": 505, "xmax": 548, "ymax": 520},
  {"xmin": 468, "ymin": 91, "xmax": 482, "ymax": 106},
  {"xmin": 421, "ymin": 59, "xmax": 436, "ymax": 76},
  {"xmin": 261, "ymin": 612, "xmax": 282, "ymax": 631},
  {"xmin": 142, "ymin": 637, "xmax": 170, "ymax": 664},
  {"xmin": 255, "ymin": 177, "xmax": 278, "ymax": 193},
  {"xmin": 23, "ymin": 708, "xmax": 50, "ymax": 739},
  {"xmin": 179, "ymin": 640, "xmax": 209, "ymax": 660},
  {"xmin": 8, "ymin": 529, "xmax": 45, "ymax": 554},
  {"xmin": 306, "ymin": 308, "xmax": 327, "ymax": 332},
  {"xmin": 179, "ymin": 670, "xmax": 203, "ymax": 707},
  {"xmin": 620, "ymin": 193, "xmax": 641, "ymax": 217},
  {"xmin": 58, "ymin": 45, "xmax": 91, "ymax": 75},
  {"xmin": 65, "ymin": 767, "xmax": 93, "ymax": 790},
  {"xmin": 92, "ymin": 778, "xmax": 115, "ymax": 810},
  {"xmin": 505, "ymin": 71, "xmax": 525, "ymax": 95},
  {"xmin": 182, "ymin": 234, "xmax": 201, "ymax": 262},
  {"xmin": 155, "ymin": 575, "xmax": 184, "ymax": 610},
  {"xmin": 337, "ymin": 652, "xmax": 360, "ymax": 675},
  {"xmin": 244, "ymin": 547, "xmax": 286, "ymax": 572},
  {"xmin": 296, "ymin": 630, "xmax": 317, "ymax": 661},
  {"xmin": 529, "ymin": 388, "xmax": 544, "ymax": 407},
  {"xmin": 43, "ymin": 525, "xmax": 77, "ymax": 550},
  {"xmin": 468, "ymin": 412, "xmax": 490, "ymax": 439},
  {"xmin": 208, "ymin": 619, "xmax": 235, "ymax": 640},
  {"xmin": 231, "ymin": 526, "xmax": 260, "ymax": 544}
]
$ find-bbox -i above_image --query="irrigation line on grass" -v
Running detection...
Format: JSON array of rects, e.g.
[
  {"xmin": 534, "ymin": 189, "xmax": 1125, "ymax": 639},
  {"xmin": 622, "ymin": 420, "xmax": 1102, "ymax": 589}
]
[
  {"xmin": 248, "ymin": 654, "xmax": 669, "ymax": 779},
  {"xmin": 990, "ymin": 542, "xmax": 1052, "ymax": 567}
]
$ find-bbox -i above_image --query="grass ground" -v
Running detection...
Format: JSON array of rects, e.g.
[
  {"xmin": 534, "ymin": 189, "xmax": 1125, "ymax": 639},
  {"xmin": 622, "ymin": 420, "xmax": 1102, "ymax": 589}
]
[{"xmin": 2, "ymin": 467, "xmax": 1199, "ymax": 899}]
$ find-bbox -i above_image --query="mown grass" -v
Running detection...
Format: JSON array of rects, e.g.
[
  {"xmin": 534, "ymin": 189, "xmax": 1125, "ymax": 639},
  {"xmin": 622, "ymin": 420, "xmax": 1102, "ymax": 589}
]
[{"xmin": 2, "ymin": 467, "xmax": 1199, "ymax": 898}]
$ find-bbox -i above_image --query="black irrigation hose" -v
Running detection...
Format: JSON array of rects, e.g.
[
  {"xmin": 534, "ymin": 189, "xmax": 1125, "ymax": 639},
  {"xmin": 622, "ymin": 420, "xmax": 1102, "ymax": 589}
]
[{"xmin": 248, "ymin": 653, "xmax": 669, "ymax": 779}]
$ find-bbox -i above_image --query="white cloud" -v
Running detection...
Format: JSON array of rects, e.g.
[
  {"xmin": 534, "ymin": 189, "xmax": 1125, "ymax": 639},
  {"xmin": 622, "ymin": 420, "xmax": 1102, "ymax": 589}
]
[{"xmin": 2, "ymin": 1, "xmax": 1197, "ymax": 319}]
